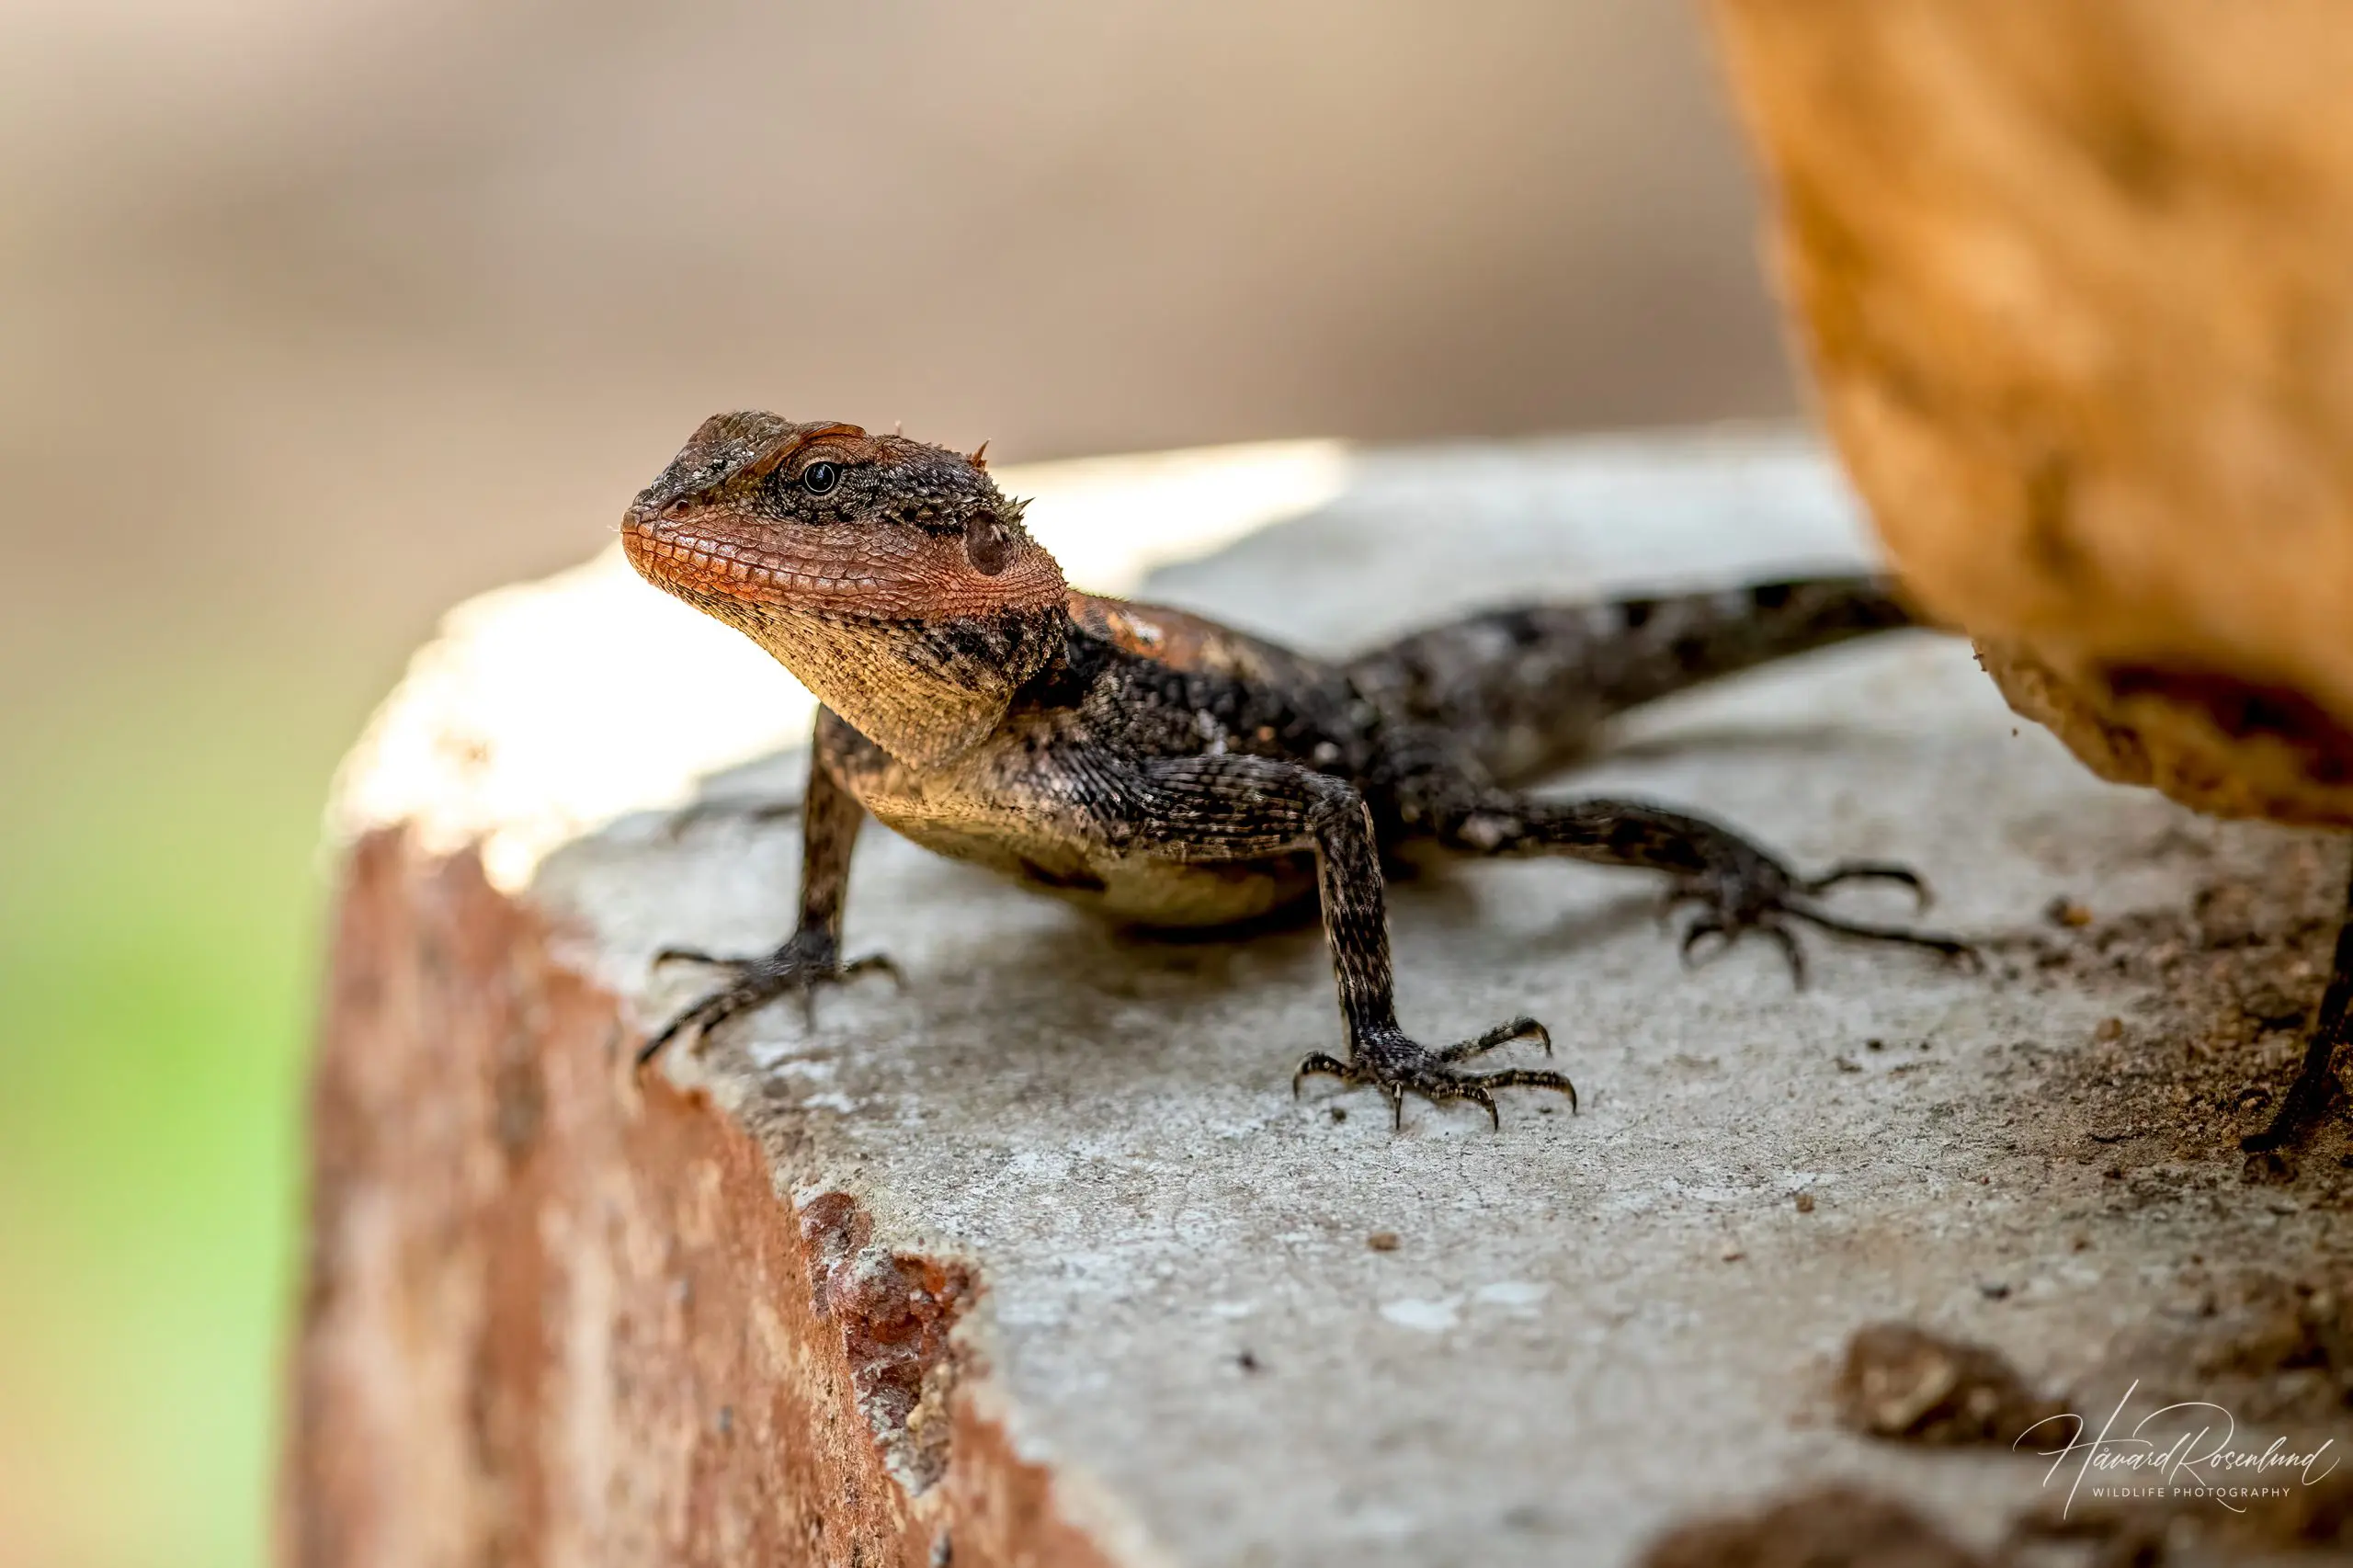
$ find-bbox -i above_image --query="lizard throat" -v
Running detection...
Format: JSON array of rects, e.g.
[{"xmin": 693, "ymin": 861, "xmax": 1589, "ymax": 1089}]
[
  {"xmin": 752, "ymin": 606, "xmax": 1063, "ymax": 767},
  {"xmin": 621, "ymin": 511, "xmax": 1068, "ymax": 767},
  {"xmin": 625, "ymin": 528, "xmax": 1063, "ymax": 767}
]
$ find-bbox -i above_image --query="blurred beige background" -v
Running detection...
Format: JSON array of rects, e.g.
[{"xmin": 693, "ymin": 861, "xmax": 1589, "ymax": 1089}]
[{"xmin": 0, "ymin": 3, "xmax": 1794, "ymax": 1564}]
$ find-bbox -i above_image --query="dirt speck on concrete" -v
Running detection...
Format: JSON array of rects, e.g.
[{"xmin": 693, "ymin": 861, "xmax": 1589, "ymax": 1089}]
[
  {"xmin": 1641, "ymin": 1486, "xmax": 1986, "ymax": 1568},
  {"xmin": 1836, "ymin": 1323, "xmax": 2061, "ymax": 1446},
  {"xmin": 2181, "ymin": 1263, "xmax": 2353, "ymax": 1426}
]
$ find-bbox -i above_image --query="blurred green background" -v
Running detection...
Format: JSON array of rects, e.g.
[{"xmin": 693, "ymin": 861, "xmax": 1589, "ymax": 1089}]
[{"xmin": 0, "ymin": 3, "xmax": 1798, "ymax": 1562}]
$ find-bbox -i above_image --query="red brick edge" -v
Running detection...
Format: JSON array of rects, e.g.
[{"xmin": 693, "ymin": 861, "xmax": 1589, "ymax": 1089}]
[{"xmin": 278, "ymin": 829, "xmax": 1119, "ymax": 1568}]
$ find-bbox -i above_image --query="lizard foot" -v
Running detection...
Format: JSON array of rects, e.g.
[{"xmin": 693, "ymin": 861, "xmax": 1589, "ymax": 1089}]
[
  {"xmin": 1293, "ymin": 1017, "xmax": 1574, "ymax": 1131},
  {"xmin": 1663, "ymin": 848, "xmax": 1977, "ymax": 989},
  {"xmin": 637, "ymin": 936, "xmax": 901, "ymax": 1069}
]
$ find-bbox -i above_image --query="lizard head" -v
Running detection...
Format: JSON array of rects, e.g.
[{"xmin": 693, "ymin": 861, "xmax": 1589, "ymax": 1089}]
[{"xmin": 623, "ymin": 413, "xmax": 1068, "ymax": 767}]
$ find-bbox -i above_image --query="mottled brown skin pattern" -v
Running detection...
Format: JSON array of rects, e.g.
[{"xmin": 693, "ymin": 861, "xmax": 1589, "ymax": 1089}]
[{"xmin": 623, "ymin": 413, "xmax": 1970, "ymax": 1127}]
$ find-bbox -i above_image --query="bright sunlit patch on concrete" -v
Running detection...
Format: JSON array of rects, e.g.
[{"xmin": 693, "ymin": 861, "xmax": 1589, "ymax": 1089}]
[{"xmin": 330, "ymin": 440, "xmax": 1353, "ymax": 889}]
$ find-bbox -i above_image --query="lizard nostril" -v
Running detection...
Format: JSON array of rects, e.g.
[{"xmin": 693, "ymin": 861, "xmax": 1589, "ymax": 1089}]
[{"xmin": 664, "ymin": 499, "xmax": 691, "ymax": 520}]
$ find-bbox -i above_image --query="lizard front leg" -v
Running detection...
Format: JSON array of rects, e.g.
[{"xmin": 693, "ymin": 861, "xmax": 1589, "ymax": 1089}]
[
  {"xmin": 1407, "ymin": 780, "xmax": 1974, "ymax": 985},
  {"xmin": 637, "ymin": 721, "xmax": 897, "ymax": 1069},
  {"xmin": 1119, "ymin": 756, "xmax": 1575, "ymax": 1129}
]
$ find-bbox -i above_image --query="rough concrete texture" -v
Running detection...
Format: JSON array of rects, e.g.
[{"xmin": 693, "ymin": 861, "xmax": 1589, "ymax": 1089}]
[
  {"xmin": 1711, "ymin": 2, "xmax": 2353, "ymax": 829},
  {"xmin": 297, "ymin": 432, "xmax": 2353, "ymax": 1567}
]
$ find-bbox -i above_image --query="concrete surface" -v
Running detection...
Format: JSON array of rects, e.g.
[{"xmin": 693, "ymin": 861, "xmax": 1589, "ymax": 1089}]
[{"xmin": 305, "ymin": 430, "xmax": 2353, "ymax": 1566}]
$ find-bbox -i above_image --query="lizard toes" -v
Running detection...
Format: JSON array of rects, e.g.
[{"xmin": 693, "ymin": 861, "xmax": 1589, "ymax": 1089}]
[
  {"xmin": 1438, "ymin": 1014, "xmax": 1551, "ymax": 1062},
  {"xmin": 1803, "ymin": 859, "xmax": 1933, "ymax": 912},
  {"xmin": 1292, "ymin": 1051, "xmax": 1356, "ymax": 1096},
  {"xmin": 652, "ymin": 945, "xmax": 754, "ymax": 973},
  {"xmin": 1303, "ymin": 1028, "xmax": 1574, "ymax": 1130}
]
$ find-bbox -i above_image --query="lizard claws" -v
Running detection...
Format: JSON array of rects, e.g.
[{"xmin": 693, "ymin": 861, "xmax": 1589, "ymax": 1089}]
[
  {"xmin": 637, "ymin": 938, "xmax": 903, "ymax": 1070},
  {"xmin": 1438, "ymin": 1014, "xmax": 1551, "ymax": 1062},
  {"xmin": 1292, "ymin": 1051, "xmax": 1352, "ymax": 1097},
  {"xmin": 1802, "ymin": 860, "xmax": 1933, "ymax": 912},
  {"xmin": 1668, "ymin": 848, "xmax": 1973, "ymax": 990},
  {"xmin": 1294, "ymin": 1022, "xmax": 1576, "ymax": 1131},
  {"xmin": 654, "ymin": 945, "xmax": 734, "ymax": 968},
  {"xmin": 839, "ymin": 952, "xmax": 906, "ymax": 989},
  {"xmin": 1678, "ymin": 915, "xmax": 1729, "ymax": 966},
  {"xmin": 1680, "ymin": 915, "xmax": 1810, "ymax": 987}
]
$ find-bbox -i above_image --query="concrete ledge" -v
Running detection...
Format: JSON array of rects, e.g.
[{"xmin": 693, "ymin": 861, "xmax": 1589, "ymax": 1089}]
[{"xmin": 289, "ymin": 431, "xmax": 2351, "ymax": 1566}]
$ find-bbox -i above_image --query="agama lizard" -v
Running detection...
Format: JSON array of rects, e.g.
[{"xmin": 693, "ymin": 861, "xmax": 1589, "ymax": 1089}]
[{"xmin": 622, "ymin": 413, "xmax": 1972, "ymax": 1126}]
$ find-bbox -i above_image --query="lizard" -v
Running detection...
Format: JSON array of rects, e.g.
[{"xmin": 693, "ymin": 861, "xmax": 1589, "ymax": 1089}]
[{"xmin": 621, "ymin": 412, "xmax": 1973, "ymax": 1127}]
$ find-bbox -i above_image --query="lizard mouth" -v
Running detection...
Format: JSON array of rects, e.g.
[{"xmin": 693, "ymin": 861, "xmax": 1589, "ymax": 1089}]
[
  {"xmin": 620, "ymin": 512, "xmax": 1068, "ymax": 621},
  {"xmin": 621, "ymin": 516, "xmax": 851, "ymax": 605}
]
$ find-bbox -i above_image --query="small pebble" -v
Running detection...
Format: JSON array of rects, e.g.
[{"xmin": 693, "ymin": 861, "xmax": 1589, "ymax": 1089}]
[
  {"xmin": 1367, "ymin": 1231, "xmax": 1401, "ymax": 1253},
  {"xmin": 1722, "ymin": 1246, "xmax": 1745, "ymax": 1263},
  {"xmin": 1794, "ymin": 1192, "xmax": 1816, "ymax": 1214},
  {"xmin": 2046, "ymin": 896, "xmax": 2095, "ymax": 928},
  {"xmin": 2094, "ymin": 1017, "xmax": 2125, "ymax": 1044},
  {"xmin": 1979, "ymin": 1280, "xmax": 2012, "ymax": 1301}
]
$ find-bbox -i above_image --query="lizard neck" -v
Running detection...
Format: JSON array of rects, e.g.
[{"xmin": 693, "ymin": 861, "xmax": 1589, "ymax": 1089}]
[{"xmin": 737, "ymin": 601, "xmax": 1069, "ymax": 768}]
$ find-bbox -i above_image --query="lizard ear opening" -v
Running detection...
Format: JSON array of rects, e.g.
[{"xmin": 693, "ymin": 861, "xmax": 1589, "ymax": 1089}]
[{"xmin": 964, "ymin": 508, "xmax": 1016, "ymax": 575}]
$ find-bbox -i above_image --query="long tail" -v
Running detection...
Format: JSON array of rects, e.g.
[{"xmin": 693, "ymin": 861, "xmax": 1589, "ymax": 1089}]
[{"xmin": 1345, "ymin": 575, "xmax": 1915, "ymax": 787}]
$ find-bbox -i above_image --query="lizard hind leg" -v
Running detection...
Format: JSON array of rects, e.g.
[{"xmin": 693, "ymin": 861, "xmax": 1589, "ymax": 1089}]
[{"xmin": 1428, "ymin": 787, "xmax": 1978, "ymax": 988}]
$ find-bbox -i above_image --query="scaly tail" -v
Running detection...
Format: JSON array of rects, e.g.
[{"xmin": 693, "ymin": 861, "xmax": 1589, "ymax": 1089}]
[{"xmin": 1346, "ymin": 575, "xmax": 1915, "ymax": 787}]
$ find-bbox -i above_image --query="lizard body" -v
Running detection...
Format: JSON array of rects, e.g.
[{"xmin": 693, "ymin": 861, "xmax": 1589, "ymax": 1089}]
[{"xmin": 624, "ymin": 413, "xmax": 1968, "ymax": 1125}]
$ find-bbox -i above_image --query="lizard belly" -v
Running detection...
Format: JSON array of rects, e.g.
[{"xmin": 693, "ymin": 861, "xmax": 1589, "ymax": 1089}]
[
  {"xmin": 823, "ymin": 709, "xmax": 1320, "ymax": 927},
  {"xmin": 861, "ymin": 799, "xmax": 1315, "ymax": 928}
]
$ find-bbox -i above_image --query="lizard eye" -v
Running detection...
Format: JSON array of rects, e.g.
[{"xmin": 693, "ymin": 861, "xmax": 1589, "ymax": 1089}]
[{"xmin": 800, "ymin": 460, "xmax": 841, "ymax": 496}]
